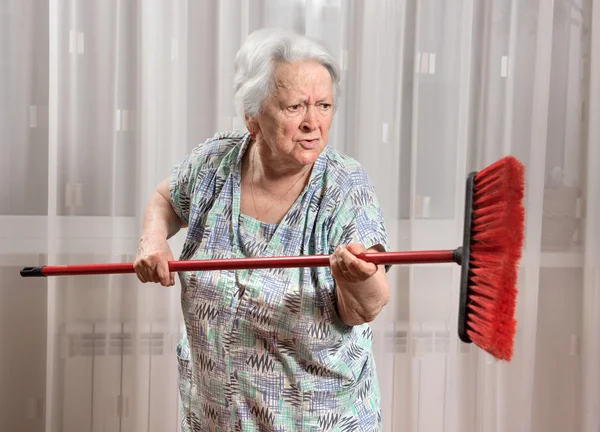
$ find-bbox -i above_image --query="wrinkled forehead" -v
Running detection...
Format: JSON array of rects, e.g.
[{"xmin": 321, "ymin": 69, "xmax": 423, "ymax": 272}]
[{"xmin": 271, "ymin": 61, "xmax": 333, "ymax": 98}]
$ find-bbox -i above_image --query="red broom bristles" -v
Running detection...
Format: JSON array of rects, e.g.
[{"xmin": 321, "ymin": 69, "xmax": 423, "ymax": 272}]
[{"xmin": 466, "ymin": 156, "xmax": 525, "ymax": 361}]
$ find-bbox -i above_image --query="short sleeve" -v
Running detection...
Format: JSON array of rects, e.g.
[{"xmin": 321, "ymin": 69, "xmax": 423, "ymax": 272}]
[
  {"xmin": 328, "ymin": 184, "xmax": 390, "ymax": 256},
  {"xmin": 169, "ymin": 145, "xmax": 205, "ymax": 225}
]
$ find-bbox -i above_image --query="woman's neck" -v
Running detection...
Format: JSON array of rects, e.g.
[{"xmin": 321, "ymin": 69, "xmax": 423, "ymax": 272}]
[
  {"xmin": 250, "ymin": 139, "xmax": 312, "ymax": 186},
  {"xmin": 240, "ymin": 139, "xmax": 313, "ymax": 224}
]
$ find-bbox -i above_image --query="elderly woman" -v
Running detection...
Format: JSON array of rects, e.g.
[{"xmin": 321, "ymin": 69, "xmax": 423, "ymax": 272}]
[{"xmin": 134, "ymin": 28, "xmax": 390, "ymax": 431}]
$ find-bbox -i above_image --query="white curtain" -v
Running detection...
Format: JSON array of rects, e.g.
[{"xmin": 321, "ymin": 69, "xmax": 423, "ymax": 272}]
[{"xmin": 1, "ymin": 0, "xmax": 599, "ymax": 431}]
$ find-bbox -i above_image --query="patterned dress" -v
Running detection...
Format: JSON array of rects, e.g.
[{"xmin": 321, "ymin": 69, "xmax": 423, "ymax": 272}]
[{"xmin": 170, "ymin": 131, "xmax": 389, "ymax": 431}]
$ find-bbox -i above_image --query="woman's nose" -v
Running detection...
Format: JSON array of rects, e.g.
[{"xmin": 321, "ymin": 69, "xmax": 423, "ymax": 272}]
[{"xmin": 300, "ymin": 107, "xmax": 317, "ymax": 131}]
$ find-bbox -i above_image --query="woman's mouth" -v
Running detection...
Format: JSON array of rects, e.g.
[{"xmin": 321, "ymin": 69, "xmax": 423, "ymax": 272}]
[{"xmin": 298, "ymin": 138, "xmax": 319, "ymax": 149}]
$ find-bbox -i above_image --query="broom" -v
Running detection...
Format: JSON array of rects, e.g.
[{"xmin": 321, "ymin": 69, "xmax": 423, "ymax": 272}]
[{"xmin": 20, "ymin": 155, "xmax": 525, "ymax": 361}]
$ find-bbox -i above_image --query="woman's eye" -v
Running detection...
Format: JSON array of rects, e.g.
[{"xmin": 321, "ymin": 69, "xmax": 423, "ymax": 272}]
[
  {"xmin": 288, "ymin": 104, "xmax": 301, "ymax": 111},
  {"xmin": 320, "ymin": 103, "xmax": 332, "ymax": 110}
]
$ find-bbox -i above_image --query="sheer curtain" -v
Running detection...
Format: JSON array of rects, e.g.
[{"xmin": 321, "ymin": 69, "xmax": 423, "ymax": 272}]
[{"xmin": 1, "ymin": 0, "xmax": 599, "ymax": 431}]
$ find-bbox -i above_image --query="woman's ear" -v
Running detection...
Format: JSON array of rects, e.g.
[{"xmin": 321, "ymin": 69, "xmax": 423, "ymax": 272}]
[{"xmin": 245, "ymin": 114, "xmax": 259, "ymax": 137}]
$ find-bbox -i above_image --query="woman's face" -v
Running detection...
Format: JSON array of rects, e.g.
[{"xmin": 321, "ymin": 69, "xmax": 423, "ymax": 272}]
[{"xmin": 248, "ymin": 60, "xmax": 334, "ymax": 168}]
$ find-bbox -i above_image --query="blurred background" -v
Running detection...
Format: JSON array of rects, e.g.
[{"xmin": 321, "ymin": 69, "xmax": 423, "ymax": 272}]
[{"xmin": 1, "ymin": 0, "xmax": 599, "ymax": 431}]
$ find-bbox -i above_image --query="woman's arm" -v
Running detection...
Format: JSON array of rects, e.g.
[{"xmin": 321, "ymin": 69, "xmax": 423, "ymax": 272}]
[
  {"xmin": 141, "ymin": 177, "xmax": 187, "ymax": 239},
  {"xmin": 330, "ymin": 243, "xmax": 390, "ymax": 326},
  {"xmin": 134, "ymin": 177, "xmax": 186, "ymax": 286}
]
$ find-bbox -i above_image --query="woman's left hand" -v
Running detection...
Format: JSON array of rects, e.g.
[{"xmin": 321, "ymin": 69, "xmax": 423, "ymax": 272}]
[
  {"xmin": 329, "ymin": 243, "xmax": 378, "ymax": 284},
  {"xmin": 329, "ymin": 243, "xmax": 389, "ymax": 325}
]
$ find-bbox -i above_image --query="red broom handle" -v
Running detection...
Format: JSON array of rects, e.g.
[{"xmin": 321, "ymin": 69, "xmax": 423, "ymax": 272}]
[{"xmin": 23, "ymin": 250, "xmax": 456, "ymax": 277}]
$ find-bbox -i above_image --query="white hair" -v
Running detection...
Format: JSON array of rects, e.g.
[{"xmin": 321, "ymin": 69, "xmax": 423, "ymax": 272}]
[{"xmin": 233, "ymin": 28, "xmax": 341, "ymax": 118}]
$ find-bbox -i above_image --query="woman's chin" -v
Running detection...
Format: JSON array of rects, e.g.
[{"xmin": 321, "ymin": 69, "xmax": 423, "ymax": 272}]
[{"xmin": 295, "ymin": 147, "xmax": 323, "ymax": 165}]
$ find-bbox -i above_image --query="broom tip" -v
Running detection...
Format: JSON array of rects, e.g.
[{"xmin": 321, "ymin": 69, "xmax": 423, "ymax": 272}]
[{"xmin": 463, "ymin": 155, "xmax": 525, "ymax": 361}]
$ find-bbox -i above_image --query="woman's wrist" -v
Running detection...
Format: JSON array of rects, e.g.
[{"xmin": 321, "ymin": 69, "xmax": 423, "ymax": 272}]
[
  {"xmin": 335, "ymin": 269, "xmax": 389, "ymax": 325},
  {"xmin": 141, "ymin": 227, "xmax": 169, "ymax": 241}
]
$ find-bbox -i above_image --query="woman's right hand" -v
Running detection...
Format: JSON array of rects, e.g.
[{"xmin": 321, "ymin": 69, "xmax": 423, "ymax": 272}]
[{"xmin": 133, "ymin": 232, "xmax": 176, "ymax": 286}]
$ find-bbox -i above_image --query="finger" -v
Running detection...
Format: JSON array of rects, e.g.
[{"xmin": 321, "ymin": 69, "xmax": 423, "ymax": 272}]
[
  {"xmin": 148, "ymin": 267, "xmax": 161, "ymax": 283},
  {"xmin": 339, "ymin": 247, "xmax": 376, "ymax": 278},
  {"xmin": 329, "ymin": 254, "xmax": 343, "ymax": 280},
  {"xmin": 136, "ymin": 271, "xmax": 148, "ymax": 283},
  {"xmin": 157, "ymin": 260, "xmax": 172, "ymax": 287},
  {"xmin": 148, "ymin": 257, "xmax": 165, "ymax": 283},
  {"xmin": 334, "ymin": 249, "xmax": 358, "ymax": 282},
  {"xmin": 348, "ymin": 257, "xmax": 378, "ymax": 277},
  {"xmin": 337, "ymin": 246, "xmax": 359, "ymax": 271},
  {"xmin": 168, "ymin": 251, "xmax": 176, "ymax": 286},
  {"xmin": 333, "ymin": 246, "xmax": 350, "ymax": 272},
  {"xmin": 140, "ymin": 258, "xmax": 160, "ymax": 283},
  {"xmin": 346, "ymin": 243, "xmax": 367, "ymax": 255},
  {"xmin": 133, "ymin": 261, "xmax": 148, "ymax": 283},
  {"xmin": 139, "ymin": 266, "xmax": 153, "ymax": 283}
]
